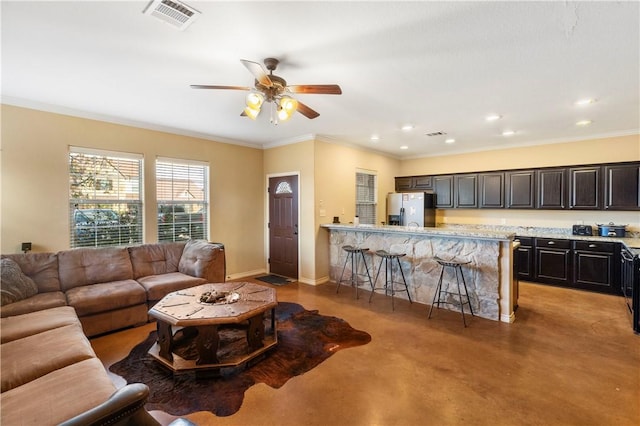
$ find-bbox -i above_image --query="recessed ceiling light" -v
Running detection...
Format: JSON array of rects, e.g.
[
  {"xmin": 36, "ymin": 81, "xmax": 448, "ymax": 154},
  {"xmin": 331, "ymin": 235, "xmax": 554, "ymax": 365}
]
[
  {"xmin": 575, "ymin": 98, "xmax": 596, "ymax": 106},
  {"xmin": 576, "ymin": 120, "xmax": 593, "ymax": 126},
  {"xmin": 486, "ymin": 114, "xmax": 502, "ymax": 121},
  {"xmin": 400, "ymin": 145, "xmax": 409, "ymax": 150},
  {"xmin": 502, "ymin": 130, "xmax": 515, "ymax": 136},
  {"xmin": 370, "ymin": 134, "xmax": 380, "ymax": 141},
  {"xmin": 401, "ymin": 124, "xmax": 414, "ymax": 132},
  {"xmin": 445, "ymin": 138, "xmax": 455, "ymax": 144}
]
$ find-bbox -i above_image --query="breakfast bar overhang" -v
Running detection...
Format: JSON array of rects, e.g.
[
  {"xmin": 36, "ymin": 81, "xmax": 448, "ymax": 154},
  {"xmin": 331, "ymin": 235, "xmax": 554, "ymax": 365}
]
[{"xmin": 321, "ymin": 224, "xmax": 517, "ymax": 323}]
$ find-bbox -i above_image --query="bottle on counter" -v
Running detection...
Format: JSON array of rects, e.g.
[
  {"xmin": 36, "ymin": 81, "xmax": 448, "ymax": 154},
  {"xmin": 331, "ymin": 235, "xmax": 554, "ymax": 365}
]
[{"xmin": 353, "ymin": 215, "xmax": 359, "ymax": 226}]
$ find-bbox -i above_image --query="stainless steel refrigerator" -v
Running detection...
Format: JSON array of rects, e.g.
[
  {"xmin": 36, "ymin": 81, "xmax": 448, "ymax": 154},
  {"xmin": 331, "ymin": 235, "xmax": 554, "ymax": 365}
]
[{"xmin": 386, "ymin": 192, "xmax": 436, "ymax": 227}]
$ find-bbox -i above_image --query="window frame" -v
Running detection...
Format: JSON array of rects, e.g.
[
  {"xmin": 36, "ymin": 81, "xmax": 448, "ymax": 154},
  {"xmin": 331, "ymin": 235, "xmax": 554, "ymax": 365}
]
[
  {"xmin": 355, "ymin": 169, "xmax": 378, "ymax": 225},
  {"xmin": 69, "ymin": 146, "xmax": 144, "ymax": 248},
  {"xmin": 156, "ymin": 157, "xmax": 209, "ymax": 242}
]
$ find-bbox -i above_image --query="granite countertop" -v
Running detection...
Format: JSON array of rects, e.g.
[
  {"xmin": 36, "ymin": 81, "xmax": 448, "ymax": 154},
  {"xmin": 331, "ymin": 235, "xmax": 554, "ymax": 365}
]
[
  {"xmin": 321, "ymin": 223, "xmax": 640, "ymax": 255},
  {"xmin": 320, "ymin": 223, "xmax": 516, "ymax": 241}
]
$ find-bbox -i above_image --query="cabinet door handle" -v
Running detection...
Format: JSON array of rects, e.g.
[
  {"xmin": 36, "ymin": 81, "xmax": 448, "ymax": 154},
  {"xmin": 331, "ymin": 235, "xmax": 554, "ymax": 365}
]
[
  {"xmin": 547, "ymin": 241, "xmax": 555, "ymax": 245},
  {"xmin": 588, "ymin": 244, "xmax": 597, "ymax": 248}
]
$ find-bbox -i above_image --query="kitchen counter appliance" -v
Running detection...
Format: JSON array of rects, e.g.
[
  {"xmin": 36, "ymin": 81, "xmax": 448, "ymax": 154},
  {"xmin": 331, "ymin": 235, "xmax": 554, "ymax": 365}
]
[
  {"xmin": 572, "ymin": 224, "xmax": 593, "ymax": 236},
  {"xmin": 597, "ymin": 223, "xmax": 627, "ymax": 237}
]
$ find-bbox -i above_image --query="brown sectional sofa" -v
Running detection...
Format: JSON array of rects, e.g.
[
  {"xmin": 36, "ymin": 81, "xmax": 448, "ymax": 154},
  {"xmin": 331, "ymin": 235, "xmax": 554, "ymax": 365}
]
[
  {"xmin": 1, "ymin": 239, "xmax": 225, "ymax": 424},
  {"xmin": 1, "ymin": 306, "xmax": 160, "ymax": 425},
  {"xmin": 1, "ymin": 239, "xmax": 225, "ymax": 336}
]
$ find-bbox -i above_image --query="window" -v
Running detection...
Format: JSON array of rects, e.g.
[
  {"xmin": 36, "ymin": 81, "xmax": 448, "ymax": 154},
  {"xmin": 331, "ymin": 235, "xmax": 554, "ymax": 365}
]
[
  {"xmin": 156, "ymin": 158, "xmax": 209, "ymax": 242},
  {"xmin": 356, "ymin": 170, "xmax": 377, "ymax": 225},
  {"xmin": 69, "ymin": 147, "xmax": 143, "ymax": 248}
]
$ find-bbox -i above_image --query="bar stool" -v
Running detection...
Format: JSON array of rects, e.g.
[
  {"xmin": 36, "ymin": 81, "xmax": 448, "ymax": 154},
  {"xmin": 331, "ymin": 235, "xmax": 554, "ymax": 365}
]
[
  {"xmin": 337, "ymin": 245, "xmax": 373, "ymax": 299},
  {"xmin": 370, "ymin": 250, "xmax": 412, "ymax": 310},
  {"xmin": 428, "ymin": 256, "xmax": 474, "ymax": 326}
]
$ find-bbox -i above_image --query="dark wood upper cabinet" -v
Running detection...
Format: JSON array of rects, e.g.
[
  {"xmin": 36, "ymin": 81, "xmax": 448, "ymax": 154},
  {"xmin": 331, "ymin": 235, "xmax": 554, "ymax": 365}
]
[
  {"xmin": 394, "ymin": 176, "xmax": 433, "ymax": 192},
  {"xmin": 604, "ymin": 164, "xmax": 640, "ymax": 210},
  {"xmin": 506, "ymin": 170, "xmax": 535, "ymax": 209},
  {"xmin": 394, "ymin": 161, "xmax": 638, "ymax": 211},
  {"xmin": 454, "ymin": 174, "xmax": 478, "ymax": 208},
  {"xmin": 479, "ymin": 172, "xmax": 505, "ymax": 208},
  {"xmin": 434, "ymin": 175, "xmax": 454, "ymax": 208},
  {"xmin": 537, "ymin": 168, "xmax": 567, "ymax": 209},
  {"xmin": 395, "ymin": 177, "xmax": 413, "ymax": 192},
  {"xmin": 569, "ymin": 166, "xmax": 601, "ymax": 209},
  {"xmin": 413, "ymin": 176, "xmax": 433, "ymax": 190}
]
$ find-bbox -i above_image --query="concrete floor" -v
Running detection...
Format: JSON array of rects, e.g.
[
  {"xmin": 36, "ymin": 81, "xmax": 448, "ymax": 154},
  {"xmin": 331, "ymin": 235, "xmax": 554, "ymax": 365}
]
[{"xmin": 91, "ymin": 279, "xmax": 640, "ymax": 426}]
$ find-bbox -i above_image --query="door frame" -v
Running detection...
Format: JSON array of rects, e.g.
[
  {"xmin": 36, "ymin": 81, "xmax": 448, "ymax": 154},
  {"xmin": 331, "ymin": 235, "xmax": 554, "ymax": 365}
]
[{"xmin": 265, "ymin": 171, "xmax": 301, "ymax": 279}]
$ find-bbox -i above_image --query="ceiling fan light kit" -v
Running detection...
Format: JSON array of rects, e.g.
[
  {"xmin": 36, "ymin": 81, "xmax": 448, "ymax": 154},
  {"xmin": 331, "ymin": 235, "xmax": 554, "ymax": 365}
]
[{"xmin": 191, "ymin": 57, "xmax": 342, "ymax": 124}]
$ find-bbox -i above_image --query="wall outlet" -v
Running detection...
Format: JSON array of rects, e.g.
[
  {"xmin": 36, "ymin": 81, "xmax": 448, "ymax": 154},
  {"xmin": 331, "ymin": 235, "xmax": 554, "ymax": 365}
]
[
  {"xmin": 577, "ymin": 220, "xmax": 584, "ymax": 225},
  {"xmin": 500, "ymin": 218, "xmax": 507, "ymax": 225}
]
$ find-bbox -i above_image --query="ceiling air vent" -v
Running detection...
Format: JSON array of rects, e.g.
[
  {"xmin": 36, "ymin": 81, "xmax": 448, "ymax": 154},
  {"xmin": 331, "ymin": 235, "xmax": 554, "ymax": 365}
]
[
  {"xmin": 143, "ymin": 0, "xmax": 201, "ymax": 31},
  {"xmin": 425, "ymin": 131, "xmax": 447, "ymax": 137}
]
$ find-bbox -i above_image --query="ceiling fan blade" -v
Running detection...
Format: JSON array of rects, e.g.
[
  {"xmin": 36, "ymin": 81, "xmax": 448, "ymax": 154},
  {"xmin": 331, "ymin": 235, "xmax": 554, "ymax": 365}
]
[
  {"xmin": 288, "ymin": 85, "xmax": 342, "ymax": 95},
  {"xmin": 240, "ymin": 59, "xmax": 273, "ymax": 87},
  {"xmin": 297, "ymin": 101, "xmax": 320, "ymax": 119},
  {"xmin": 190, "ymin": 85, "xmax": 251, "ymax": 90}
]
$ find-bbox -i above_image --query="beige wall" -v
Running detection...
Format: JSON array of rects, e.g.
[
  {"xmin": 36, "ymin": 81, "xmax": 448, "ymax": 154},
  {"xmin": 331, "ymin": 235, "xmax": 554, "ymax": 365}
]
[
  {"xmin": 263, "ymin": 140, "xmax": 315, "ymax": 282},
  {"xmin": 2, "ymin": 104, "xmax": 638, "ymax": 282},
  {"xmin": 400, "ymin": 134, "xmax": 640, "ymax": 231},
  {"xmin": 262, "ymin": 139, "xmax": 400, "ymax": 283},
  {"xmin": 0, "ymin": 105, "xmax": 265, "ymax": 277},
  {"xmin": 313, "ymin": 141, "xmax": 401, "ymax": 280}
]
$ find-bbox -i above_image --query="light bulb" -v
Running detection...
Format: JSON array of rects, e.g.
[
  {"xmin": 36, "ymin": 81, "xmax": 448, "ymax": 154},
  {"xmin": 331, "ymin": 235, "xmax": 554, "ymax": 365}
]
[
  {"xmin": 244, "ymin": 106, "xmax": 260, "ymax": 120},
  {"xmin": 279, "ymin": 96, "xmax": 298, "ymax": 113},
  {"xmin": 246, "ymin": 92, "xmax": 264, "ymax": 109}
]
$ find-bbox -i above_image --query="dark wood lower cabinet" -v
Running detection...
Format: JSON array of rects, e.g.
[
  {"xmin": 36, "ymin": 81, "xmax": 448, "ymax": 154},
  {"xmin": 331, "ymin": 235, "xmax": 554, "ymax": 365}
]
[
  {"xmin": 572, "ymin": 241, "xmax": 617, "ymax": 294},
  {"xmin": 515, "ymin": 237, "xmax": 534, "ymax": 281},
  {"xmin": 518, "ymin": 236, "xmax": 622, "ymax": 295},
  {"xmin": 535, "ymin": 239, "xmax": 571, "ymax": 285}
]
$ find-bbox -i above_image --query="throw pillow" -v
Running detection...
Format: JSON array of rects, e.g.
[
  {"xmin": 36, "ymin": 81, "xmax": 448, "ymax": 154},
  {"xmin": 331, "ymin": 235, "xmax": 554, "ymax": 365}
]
[
  {"xmin": 1, "ymin": 258, "xmax": 39, "ymax": 306},
  {"xmin": 178, "ymin": 239, "xmax": 216, "ymax": 278}
]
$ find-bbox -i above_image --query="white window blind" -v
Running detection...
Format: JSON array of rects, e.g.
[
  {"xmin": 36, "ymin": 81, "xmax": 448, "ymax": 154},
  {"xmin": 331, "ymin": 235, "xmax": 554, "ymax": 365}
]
[
  {"xmin": 156, "ymin": 158, "xmax": 209, "ymax": 242},
  {"xmin": 356, "ymin": 170, "xmax": 377, "ymax": 225},
  {"xmin": 69, "ymin": 147, "xmax": 143, "ymax": 248}
]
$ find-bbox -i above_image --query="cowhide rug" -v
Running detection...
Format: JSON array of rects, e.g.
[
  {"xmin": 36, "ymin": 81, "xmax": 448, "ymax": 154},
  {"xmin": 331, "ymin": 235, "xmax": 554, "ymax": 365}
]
[{"xmin": 109, "ymin": 302, "xmax": 371, "ymax": 417}]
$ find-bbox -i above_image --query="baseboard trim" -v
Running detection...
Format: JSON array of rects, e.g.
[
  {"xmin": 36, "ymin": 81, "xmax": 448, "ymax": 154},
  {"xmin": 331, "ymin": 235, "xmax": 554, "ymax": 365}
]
[
  {"xmin": 500, "ymin": 311, "xmax": 516, "ymax": 323},
  {"xmin": 227, "ymin": 269, "xmax": 266, "ymax": 281},
  {"xmin": 298, "ymin": 275, "xmax": 330, "ymax": 286}
]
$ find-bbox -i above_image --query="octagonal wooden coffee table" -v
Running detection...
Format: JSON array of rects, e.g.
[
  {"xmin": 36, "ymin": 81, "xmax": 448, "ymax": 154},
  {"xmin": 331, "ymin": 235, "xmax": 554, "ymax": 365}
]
[{"xmin": 148, "ymin": 282, "xmax": 277, "ymax": 372}]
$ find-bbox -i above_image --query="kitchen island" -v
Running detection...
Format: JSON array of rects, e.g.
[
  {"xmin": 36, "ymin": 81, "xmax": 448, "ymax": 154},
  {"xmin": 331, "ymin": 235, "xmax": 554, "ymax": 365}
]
[{"xmin": 321, "ymin": 224, "xmax": 517, "ymax": 323}]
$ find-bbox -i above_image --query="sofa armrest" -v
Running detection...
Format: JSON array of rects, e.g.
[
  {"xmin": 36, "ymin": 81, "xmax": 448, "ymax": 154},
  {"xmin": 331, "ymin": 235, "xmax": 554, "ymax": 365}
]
[
  {"xmin": 59, "ymin": 383, "xmax": 160, "ymax": 426},
  {"xmin": 178, "ymin": 240, "xmax": 226, "ymax": 283}
]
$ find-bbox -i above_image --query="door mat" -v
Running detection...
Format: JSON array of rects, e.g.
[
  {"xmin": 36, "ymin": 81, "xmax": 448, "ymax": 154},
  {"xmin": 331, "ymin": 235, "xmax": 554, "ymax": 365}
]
[
  {"xmin": 109, "ymin": 302, "xmax": 371, "ymax": 417},
  {"xmin": 255, "ymin": 274, "xmax": 293, "ymax": 285}
]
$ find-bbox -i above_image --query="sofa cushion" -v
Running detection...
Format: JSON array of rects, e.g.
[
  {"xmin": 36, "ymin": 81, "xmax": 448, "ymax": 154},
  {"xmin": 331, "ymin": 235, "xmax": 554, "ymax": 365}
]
[
  {"xmin": 178, "ymin": 239, "xmax": 220, "ymax": 279},
  {"xmin": 0, "ymin": 358, "xmax": 117, "ymax": 426},
  {"xmin": 1, "ymin": 306, "xmax": 78, "ymax": 344},
  {"xmin": 129, "ymin": 242, "xmax": 185, "ymax": 279},
  {"xmin": 1, "ymin": 258, "xmax": 38, "ymax": 306},
  {"xmin": 65, "ymin": 279, "xmax": 146, "ymax": 317},
  {"xmin": 1, "ymin": 322, "xmax": 96, "ymax": 392},
  {"xmin": 58, "ymin": 247, "xmax": 134, "ymax": 291},
  {"xmin": 138, "ymin": 272, "xmax": 207, "ymax": 302},
  {"xmin": 2, "ymin": 252, "xmax": 60, "ymax": 293},
  {"xmin": 0, "ymin": 291, "xmax": 67, "ymax": 319}
]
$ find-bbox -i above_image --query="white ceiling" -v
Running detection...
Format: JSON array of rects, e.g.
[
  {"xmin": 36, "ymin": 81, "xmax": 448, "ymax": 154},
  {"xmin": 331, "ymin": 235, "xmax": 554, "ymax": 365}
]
[{"xmin": 2, "ymin": 1, "xmax": 639, "ymax": 159}]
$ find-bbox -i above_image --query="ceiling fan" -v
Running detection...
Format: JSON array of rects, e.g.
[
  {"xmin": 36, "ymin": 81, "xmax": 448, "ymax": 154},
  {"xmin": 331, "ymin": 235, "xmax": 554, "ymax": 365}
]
[{"xmin": 191, "ymin": 58, "xmax": 342, "ymax": 123}]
